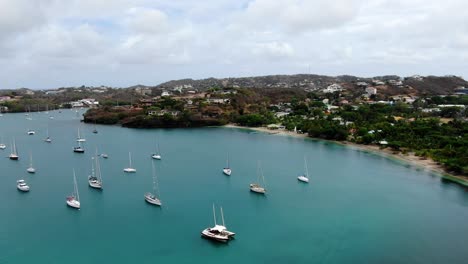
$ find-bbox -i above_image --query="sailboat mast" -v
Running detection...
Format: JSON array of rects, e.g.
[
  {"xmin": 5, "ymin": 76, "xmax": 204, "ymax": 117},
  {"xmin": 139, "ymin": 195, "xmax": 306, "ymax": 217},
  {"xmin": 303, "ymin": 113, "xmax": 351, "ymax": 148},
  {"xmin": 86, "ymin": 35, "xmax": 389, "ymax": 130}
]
[
  {"xmin": 212, "ymin": 204, "xmax": 217, "ymax": 225},
  {"xmin": 129, "ymin": 152, "xmax": 132, "ymax": 167},
  {"xmin": 151, "ymin": 161, "xmax": 157, "ymax": 195},
  {"xmin": 227, "ymin": 153, "xmax": 229, "ymax": 168},
  {"xmin": 220, "ymin": 207, "xmax": 226, "ymax": 227},
  {"xmin": 73, "ymin": 169, "xmax": 80, "ymax": 201},
  {"xmin": 29, "ymin": 151, "xmax": 33, "ymax": 167},
  {"xmin": 304, "ymin": 156, "xmax": 309, "ymax": 178}
]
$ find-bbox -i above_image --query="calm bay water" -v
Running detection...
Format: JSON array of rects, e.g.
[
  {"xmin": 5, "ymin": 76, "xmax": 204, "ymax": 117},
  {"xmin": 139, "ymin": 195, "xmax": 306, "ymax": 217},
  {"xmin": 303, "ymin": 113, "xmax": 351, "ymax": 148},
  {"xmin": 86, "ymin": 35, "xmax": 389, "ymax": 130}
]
[{"xmin": 1, "ymin": 110, "xmax": 468, "ymax": 264}]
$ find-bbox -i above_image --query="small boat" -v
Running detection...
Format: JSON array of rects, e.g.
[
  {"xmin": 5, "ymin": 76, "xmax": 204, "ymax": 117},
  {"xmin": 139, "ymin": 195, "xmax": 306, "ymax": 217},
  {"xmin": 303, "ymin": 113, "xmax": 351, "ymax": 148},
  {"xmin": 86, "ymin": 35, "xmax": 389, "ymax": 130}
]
[
  {"xmin": 88, "ymin": 153, "xmax": 103, "ymax": 189},
  {"xmin": 100, "ymin": 153, "xmax": 108, "ymax": 159},
  {"xmin": 17, "ymin": 179, "xmax": 30, "ymax": 192},
  {"xmin": 123, "ymin": 152, "xmax": 136, "ymax": 173},
  {"xmin": 0, "ymin": 136, "xmax": 6, "ymax": 149},
  {"xmin": 9, "ymin": 139, "xmax": 19, "ymax": 160},
  {"xmin": 27, "ymin": 151, "xmax": 36, "ymax": 173},
  {"xmin": 76, "ymin": 128, "xmax": 86, "ymax": 142},
  {"xmin": 44, "ymin": 127, "xmax": 52, "ymax": 143},
  {"xmin": 92, "ymin": 122, "xmax": 98, "ymax": 134},
  {"xmin": 201, "ymin": 204, "xmax": 235, "ymax": 242},
  {"xmin": 151, "ymin": 143, "xmax": 161, "ymax": 160},
  {"xmin": 297, "ymin": 157, "xmax": 309, "ymax": 183},
  {"xmin": 250, "ymin": 161, "xmax": 266, "ymax": 194},
  {"xmin": 73, "ymin": 141, "xmax": 85, "ymax": 153},
  {"xmin": 144, "ymin": 161, "xmax": 162, "ymax": 206},
  {"xmin": 27, "ymin": 130, "xmax": 35, "ymax": 135},
  {"xmin": 222, "ymin": 153, "xmax": 231, "ymax": 176},
  {"xmin": 66, "ymin": 170, "xmax": 81, "ymax": 209}
]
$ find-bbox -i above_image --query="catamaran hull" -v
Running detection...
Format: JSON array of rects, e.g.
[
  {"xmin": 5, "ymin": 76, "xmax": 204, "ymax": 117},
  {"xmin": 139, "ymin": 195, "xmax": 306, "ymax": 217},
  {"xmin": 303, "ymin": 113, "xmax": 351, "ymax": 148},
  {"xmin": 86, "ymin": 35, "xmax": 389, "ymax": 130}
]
[{"xmin": 201, "ymin": 229, "xmax": 229, "ymax": 243}]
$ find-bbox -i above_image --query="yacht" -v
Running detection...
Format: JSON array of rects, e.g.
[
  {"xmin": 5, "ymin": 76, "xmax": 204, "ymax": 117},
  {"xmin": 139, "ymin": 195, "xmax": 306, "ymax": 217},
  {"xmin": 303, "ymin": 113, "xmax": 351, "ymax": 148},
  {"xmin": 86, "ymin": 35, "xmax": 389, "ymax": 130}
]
[
  {"xmin": 201, "ymin": 205, "xmax": 235, "ymax": 242},
  {"xmin": 144, "ymin": 161, "xmax": 162, "ymax": 206},
  {"xmin": 88, "ymin": 154, "xmax": 103, "ymax": 189},
  {"xmin": 297, "ymin": 157, "xmax": 309, "ymax": 183},
  {"xmin": 100, "ymin": 153, "xmax": 108, "ymax": 159},
  {"xmin": 9, "ymin": 139, "xmax": 19, "ymax": 160},
  {"xmin": 27, "ymin": 130, "xmax": 35, "ymax": 135},
  {"xmin": 66, "ymin": 171, "xmax": 81, "ymax": 209},
  {"xmin": 151, "ymin": 143, "xmax": 161, "ymax": 160},
  {"xmin": 250, "ymin": 161, "xmax": 266, "ymax": 194},
  {"xmin": 123, "ymin": 152, "xmax": 136, "ymax": 173},
  {"xmin": 73, "ymin": 141, "xmax": 85, "ymax": 153},
  {"xmin": 27, "ymin": 152, "xmax": 36, "ymax": 173},
  {"xmin": 44, "ymin": 127, "xmax": 52, "ymax": 143},
  {"xmin": 17, "ymin": 180, "xmax": 30, "ymax": 192},
  {"xmin": 223, "ymin": 153, "xmax": 231, "ymax": 176}
]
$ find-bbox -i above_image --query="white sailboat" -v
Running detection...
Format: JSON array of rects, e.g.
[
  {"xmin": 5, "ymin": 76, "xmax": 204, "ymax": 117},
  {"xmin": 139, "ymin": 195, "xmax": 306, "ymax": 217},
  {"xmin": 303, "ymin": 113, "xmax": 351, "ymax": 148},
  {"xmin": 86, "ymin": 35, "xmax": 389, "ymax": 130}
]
[
  {"xmin": 17, "ymin": 179, "xmax": 30, "ymax": 192},
  {"xmin": 44, "ymin": 126, "xmax": 52, "ymax": 143},
  {"xmin": 66, "ymin": 170, "xmax": 81, "ymax": 209},
  {"xmin": 123, "ymin": 152, "xmax": 136, "ymax": 173},
  {"xmin": 201, "ymin": 204, "xmax": 235, "ymax": 242},
  {"xmin": 0, "ymin": 136, "xmax": 6, "ymax": 149},
  {"xmin": 9, "ymin": 138, "xmax": 19, "ymax": 160},
  {"xmin": 297, "ymin": 157, "xmax": 309, "ymax": 183},
  {"xmin": 76, "ymin": 128, "xmax": 86, "ymax": 142},
  {"xmin": 151, "ymin": 143, "xmax": 161, "ymax": 160},
  {"xmin": 88, "ymin": 152, "xmax": 103, "ymax": 189},
  {"xmin": 27, "ymin": 151, "xmax": 36, "ymax": 173},
  {"xmin": 250, "ymin": 161, "xmax": 266, "ymax": 194},
  {"xmin": 73, "ymin": 141, "xmax": 85, "ymax": 153},
  {"xmin": 144, "ymin": 161, "xmax": 162, "ymax": 206},
  {"xmin": 27, "ymin": 129, "xmax": 35, "ymax": 135},
  {"xmin": 222, "ymin": 153, "xmax": 232, "ymax": 176}
]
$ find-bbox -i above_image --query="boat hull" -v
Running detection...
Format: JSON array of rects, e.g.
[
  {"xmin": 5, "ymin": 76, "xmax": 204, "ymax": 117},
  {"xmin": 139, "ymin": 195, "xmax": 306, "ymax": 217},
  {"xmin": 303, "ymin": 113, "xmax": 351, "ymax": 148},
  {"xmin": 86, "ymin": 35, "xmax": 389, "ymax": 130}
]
[
  {"xmin": 145, "ymin": 195, "xmax": 162, "ymax": 206},
  {"xmin": 17, "ymin": 185, "xmax": 30, "ymax": 192},
  {"xmin": 66, "ymin": 199, "xmax": 80, "ymax": 209},
  {"xmin": 9, "ymin": 155, "xmax": 19, "ymax": 160},
  {"xmin": 223, "ymin": 168, "xmax": 232, "ymax": 176},
  {"xmin": 297, "ymin": 176, "xmax": 309, "ymax": 183},
  {"xmin": 151, "ymin": 155, "xmax": 161, "ymax": 160},
  {"xmin": 250, "ymin": 184, "xmax": 266, "ymax": 194},
  {"xmin": 88, "ymin": 181, "xmax": 102, "ymax": 189},
  {"xmin": 124, "ymin": 168, "xmax": 136, "ymax": 173},
  {"xmin": 201, "ymin": 229, "xmax": 229, "ymax": 243}
]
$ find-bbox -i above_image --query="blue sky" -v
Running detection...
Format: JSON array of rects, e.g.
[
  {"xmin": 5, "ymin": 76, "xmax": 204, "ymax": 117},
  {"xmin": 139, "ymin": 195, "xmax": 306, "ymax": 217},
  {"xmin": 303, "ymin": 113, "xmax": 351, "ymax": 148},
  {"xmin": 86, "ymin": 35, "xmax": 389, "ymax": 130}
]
[{"xmin": 0, "ymin": 0, "xmax": 467, "ymax": 89}]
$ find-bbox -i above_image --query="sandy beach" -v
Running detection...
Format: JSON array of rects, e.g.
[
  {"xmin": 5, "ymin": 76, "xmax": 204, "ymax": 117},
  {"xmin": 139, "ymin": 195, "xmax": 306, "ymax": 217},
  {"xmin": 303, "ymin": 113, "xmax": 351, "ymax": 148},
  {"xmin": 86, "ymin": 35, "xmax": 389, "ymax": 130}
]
[{"xmin": 224, "ymin": 124, "xmax": 468, "ymax": 186}]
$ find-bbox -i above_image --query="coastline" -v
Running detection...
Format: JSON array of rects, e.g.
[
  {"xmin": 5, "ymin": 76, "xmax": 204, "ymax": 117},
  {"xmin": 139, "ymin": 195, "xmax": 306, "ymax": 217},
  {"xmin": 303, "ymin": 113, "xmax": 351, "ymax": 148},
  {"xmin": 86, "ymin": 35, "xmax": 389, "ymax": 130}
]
[{"xmin": 223, "ymin": 124, "xmax": 468, "ymax": 186}]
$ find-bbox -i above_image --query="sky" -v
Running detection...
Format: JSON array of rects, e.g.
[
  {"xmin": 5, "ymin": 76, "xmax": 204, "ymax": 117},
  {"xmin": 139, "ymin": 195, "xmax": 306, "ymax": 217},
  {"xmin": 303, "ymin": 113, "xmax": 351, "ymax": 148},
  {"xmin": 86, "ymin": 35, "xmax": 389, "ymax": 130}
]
[{"xmin": 0, "ymin": 0, "xmax": 467, "ymax": 89}]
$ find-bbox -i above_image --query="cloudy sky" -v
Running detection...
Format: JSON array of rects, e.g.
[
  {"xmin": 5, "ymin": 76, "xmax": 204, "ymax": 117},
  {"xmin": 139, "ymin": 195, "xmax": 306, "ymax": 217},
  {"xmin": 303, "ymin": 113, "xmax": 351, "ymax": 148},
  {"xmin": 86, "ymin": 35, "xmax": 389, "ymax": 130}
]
[{"xmin": 0, "ymin": 0, "xmax": 467, "ymax": 89}]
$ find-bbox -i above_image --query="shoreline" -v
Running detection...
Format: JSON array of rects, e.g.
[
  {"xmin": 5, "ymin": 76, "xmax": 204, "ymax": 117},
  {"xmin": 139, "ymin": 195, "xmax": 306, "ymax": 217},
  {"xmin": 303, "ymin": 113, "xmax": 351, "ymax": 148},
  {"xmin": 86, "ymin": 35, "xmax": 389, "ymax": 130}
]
[{"xmin": 223, "ymin": 124, "xmax": 468, "ymax": 186}]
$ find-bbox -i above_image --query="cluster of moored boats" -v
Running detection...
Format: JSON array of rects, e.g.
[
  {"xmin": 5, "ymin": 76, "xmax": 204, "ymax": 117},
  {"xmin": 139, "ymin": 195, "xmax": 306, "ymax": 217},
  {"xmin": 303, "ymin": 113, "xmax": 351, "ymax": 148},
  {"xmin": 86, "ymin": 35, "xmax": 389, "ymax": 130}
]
[{"xmin": 4, "ymin": 110, "xmax": 311, "ymax": 244}]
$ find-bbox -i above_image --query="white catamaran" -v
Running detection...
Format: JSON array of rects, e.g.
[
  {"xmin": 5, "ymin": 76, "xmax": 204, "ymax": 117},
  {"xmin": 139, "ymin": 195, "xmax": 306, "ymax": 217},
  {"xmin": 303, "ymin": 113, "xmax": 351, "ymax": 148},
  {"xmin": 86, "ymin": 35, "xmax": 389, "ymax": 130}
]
[
  {"xmin": 123, "ymin": 152, "xmax": 136, "ymax": 173},
  {"xmin": 250, "ymin": 161, "xmax": 266, "ymax": 194},
  {"xmin": 144, "ymin": 161, "xmax": 162, "ymax": 206},
  {"xmin": 201, "ymin": 204, "xmax": 235, "ymax": 242},
  {"xmin": 297, "ymin": 157, "xmax": 309, "ymax": 183},
  {"xmin": 66, "ymin": 170, "xmax": 81, "ymax": 209}
]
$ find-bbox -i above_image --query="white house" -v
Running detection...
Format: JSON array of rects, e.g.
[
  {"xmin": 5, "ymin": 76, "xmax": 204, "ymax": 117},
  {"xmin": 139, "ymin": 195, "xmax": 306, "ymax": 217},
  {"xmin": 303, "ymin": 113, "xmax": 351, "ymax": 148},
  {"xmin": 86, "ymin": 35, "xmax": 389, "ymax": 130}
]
[
  {"xmin": 322, "ymin": 84, "xmax": 343, "ymax": 93},
  {"xmin": 366, "ymin": 87, "xmax": 377, "ymax": 95}
]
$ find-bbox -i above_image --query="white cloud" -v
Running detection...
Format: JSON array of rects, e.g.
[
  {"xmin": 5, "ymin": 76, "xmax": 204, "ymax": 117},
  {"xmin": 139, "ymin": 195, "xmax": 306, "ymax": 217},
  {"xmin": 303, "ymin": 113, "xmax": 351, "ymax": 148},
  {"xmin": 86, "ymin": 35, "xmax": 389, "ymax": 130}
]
[{"xmin": 0, "ymin": 0, "xmax": 467, "ymax": 88}]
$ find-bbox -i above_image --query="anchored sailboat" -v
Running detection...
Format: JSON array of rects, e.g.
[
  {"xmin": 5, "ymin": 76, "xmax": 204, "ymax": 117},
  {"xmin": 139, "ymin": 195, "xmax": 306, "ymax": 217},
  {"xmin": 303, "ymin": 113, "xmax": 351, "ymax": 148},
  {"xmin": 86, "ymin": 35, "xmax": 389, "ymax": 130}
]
[
  {"xmin": 66, "ymin": 170, "xmax": 81, "ymax": 209},
  {"xmin": 144, "ymin": 161, "xmax": 162, "ymax": 206},
  {"xmin": 27, "ymin": 151, "xmax": 36, "ymax": 173},
  {"xmin": 250, "ymin": 161, "xmax": 266, "ymax": 194},
  {"xmin": 76, "ymin": 128, "xmax": 86, "ymax": 142},
  {"xmin": 123, "ymin": 152, "xmax": 136, "ymax": 173},
  {"xmin": 222, "ymin": 153, "xmax": 231, "ymax": 176},
  {"xmin": 297, "ymin": 157, "xmax": 309, "ymax": 183},
  {"xmin": 9, "ymin": 138, "xmax": 19, "ymax": 160},
  {"xmin": 88, "ymin": 151, "xmax": 103, "ymax": 189},
  {"xmin": 151, "ymin": 143, "xmax": 161, "ymax": 160}
]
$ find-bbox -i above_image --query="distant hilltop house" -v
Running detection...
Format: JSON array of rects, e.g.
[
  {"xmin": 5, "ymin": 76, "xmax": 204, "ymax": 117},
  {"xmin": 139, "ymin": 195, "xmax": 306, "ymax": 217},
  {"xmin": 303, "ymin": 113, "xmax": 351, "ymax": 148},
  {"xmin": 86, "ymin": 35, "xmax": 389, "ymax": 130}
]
[
  {"xmin": 366, "ymin": 87, "xmax": 377, "ymax": 95},
  {"xmin": 161, "ymin": 91, "xmax": 172, "ymax": 97},
  {"xmin": 70, "ymin": 98, "xmax": 99, "ymax": 108},
  {"xmin": 148, "ymin": 109, "xmax": 180, "ymax": 116},
  {"xmin": 372, "ymin": 80, "xmax": 385, "ymax": 86},
  {"xmin": 206, "ymin": 98, "xmax": 230, "ymax": 104},
  {"xmin": 322, "ymin": 84, "xmax": 344, "ymax": 93},
  {"xmin": 388, "ymin": 79, "xmax": 403, "ymax": 86},
  {"xmin": 135, "ymin": 87, "xmax": 152, "ymax": 96},
  {"xmin": 0, "ymin": 96, "xmax": 12, "ymax": 102},
  {"xmin": 356, "ymin": 82, "xmax": 369, "ymax": 87}
]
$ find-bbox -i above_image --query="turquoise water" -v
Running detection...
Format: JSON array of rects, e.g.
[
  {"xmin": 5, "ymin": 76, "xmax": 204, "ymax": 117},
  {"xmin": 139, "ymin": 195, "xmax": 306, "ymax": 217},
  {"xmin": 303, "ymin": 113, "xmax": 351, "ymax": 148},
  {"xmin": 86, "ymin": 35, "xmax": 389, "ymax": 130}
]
[{"xmin": 1, "ymin": 110, "xmax": 468, "ymax": 264}]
